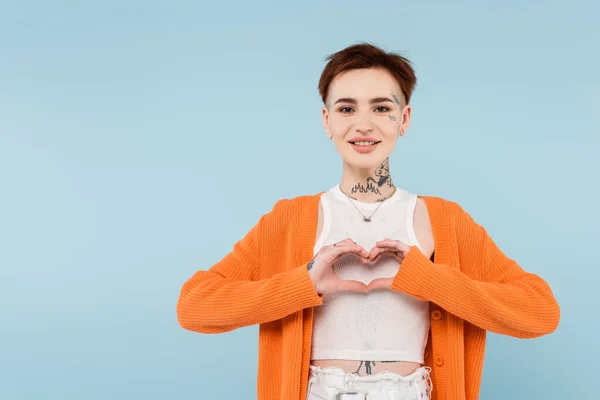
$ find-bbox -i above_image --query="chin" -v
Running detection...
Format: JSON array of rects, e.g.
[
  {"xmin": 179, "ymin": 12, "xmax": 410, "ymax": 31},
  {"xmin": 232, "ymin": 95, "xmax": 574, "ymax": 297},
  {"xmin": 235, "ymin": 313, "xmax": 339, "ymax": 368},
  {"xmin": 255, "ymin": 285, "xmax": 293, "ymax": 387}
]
[{"xmin": 343, "ymin": 154, "xmax": 385, "ymax": 170}]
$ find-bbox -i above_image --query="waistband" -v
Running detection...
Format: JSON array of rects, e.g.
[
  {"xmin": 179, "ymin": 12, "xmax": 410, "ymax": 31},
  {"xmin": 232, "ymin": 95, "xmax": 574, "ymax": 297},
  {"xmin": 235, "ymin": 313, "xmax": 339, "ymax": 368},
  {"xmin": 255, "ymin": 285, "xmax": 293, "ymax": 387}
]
[{"xmin": 307, "ymin": 365, "xmax": 432, "ymax": 400}]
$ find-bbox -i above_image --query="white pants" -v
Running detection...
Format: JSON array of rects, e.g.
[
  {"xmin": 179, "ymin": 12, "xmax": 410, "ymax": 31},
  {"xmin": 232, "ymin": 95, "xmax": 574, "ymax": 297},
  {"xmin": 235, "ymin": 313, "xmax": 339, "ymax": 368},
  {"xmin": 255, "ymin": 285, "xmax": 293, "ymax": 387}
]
[{"xmin": 306, "ymin": 365, "xmax": 432, "ymax": 400}]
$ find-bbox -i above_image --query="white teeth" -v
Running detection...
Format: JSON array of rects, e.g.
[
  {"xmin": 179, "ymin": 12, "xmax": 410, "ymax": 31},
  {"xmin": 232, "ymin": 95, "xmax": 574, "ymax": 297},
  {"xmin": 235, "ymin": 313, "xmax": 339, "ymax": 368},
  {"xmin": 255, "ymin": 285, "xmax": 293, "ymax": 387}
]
[{"xmin": 353, "ymin": 141, "xmax": 376, "ymax": 146}]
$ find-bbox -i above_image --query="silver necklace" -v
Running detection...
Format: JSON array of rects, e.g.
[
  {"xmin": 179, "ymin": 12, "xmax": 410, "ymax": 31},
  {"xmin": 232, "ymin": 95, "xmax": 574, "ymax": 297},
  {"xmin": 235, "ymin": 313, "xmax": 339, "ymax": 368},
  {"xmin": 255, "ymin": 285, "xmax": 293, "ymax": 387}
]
[{"xmin": 342, "ymin": 187, "xmax": 396, "ymax": 222}]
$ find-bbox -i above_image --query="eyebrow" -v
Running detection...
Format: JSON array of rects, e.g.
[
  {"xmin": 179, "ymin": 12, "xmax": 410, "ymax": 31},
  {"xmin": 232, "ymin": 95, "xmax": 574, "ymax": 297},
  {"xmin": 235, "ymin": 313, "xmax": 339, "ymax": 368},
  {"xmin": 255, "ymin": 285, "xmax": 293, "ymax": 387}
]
[{"xmin": 333, "ymin": 97, "xmax": 395, "ymax": 105}]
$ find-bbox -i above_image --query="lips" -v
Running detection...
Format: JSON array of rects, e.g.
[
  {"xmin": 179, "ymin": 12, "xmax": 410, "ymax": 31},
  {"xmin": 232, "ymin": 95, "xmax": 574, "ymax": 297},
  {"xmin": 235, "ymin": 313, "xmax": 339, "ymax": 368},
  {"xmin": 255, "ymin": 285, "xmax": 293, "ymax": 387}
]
[
  {"xmin": 349, "ymin": 140, "xmax": 380, "ymax": 154},
  {"xmin": 347, "ymin": 136, "xmax": 381, "ymax": 145}
]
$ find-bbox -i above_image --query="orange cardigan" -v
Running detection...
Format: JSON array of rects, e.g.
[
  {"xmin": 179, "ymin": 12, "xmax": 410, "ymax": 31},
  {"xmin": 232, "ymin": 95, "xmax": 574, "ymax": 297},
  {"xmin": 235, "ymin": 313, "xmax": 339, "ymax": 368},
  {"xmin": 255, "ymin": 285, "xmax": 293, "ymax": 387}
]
[{"xmin": 176, "ymin": 192, "xmax": 560, "ymax": 400}]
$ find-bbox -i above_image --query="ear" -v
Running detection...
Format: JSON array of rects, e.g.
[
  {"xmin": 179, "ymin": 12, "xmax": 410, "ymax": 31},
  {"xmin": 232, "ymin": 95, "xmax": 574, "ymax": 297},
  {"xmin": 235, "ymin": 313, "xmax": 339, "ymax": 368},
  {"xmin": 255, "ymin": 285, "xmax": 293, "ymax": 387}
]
[
  {"xmin": 322, "ymin": 105, "xmax": 333, "ymax": 139},
  {"xmin": 398, "ymin": 104, "xmax": 412, "ymax": 137}
]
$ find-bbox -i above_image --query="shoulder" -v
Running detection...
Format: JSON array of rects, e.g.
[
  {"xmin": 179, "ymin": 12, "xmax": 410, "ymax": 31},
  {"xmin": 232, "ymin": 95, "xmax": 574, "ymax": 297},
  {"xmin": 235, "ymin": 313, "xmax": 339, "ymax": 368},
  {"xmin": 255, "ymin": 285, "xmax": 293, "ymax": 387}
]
[
  {"xmin": 256, "ymin": 191, "xmax": 323, "ymax": 232},
  {"xmin": 417, "ymin": 194, "xmax": 463, "ymax": 214},
  {"xmin": 267, "ymin": 191, "xmax": 324, "ymax": 215},
  {"xmin": 416, "ymin": 193, "xmax": 487, "ymax": 244},
  {"xmin": 416, "ymin": 194, "xmax": 474, "ymax": 223},
  {"xmin": 254, "ymin": 192, "xmax": 323, "ymax": 263},
  {"xmin": 414, "ymin": 194, "xmax": 483, "ymax": 238}
]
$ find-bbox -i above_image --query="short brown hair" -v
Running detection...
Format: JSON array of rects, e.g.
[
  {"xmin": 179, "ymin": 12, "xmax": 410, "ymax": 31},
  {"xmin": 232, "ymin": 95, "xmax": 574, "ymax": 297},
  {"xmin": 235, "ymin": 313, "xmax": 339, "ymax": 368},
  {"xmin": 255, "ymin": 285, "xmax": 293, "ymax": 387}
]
[{"xmin": 318, "ymin": 42, "xmax": 417, "ymax": 106}]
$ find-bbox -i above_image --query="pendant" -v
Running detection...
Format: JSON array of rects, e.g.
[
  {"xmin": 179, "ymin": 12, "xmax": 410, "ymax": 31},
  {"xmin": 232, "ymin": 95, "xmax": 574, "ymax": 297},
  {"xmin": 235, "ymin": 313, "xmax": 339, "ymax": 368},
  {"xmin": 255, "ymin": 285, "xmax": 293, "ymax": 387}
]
[{"xmin": 363, "ymin": 217, "xmax": 371, "ymax": 222}]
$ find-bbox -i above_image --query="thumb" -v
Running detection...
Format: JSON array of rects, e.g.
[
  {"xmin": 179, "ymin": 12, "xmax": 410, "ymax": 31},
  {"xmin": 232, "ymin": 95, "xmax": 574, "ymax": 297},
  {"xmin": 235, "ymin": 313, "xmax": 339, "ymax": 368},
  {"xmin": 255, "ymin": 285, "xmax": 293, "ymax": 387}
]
[
  {"xmin": 328, "ymin": 279, "xmax": 369, "ymax": 294},
  {"xmin": 367, "ymin": 277, "xmax": 394, "ymax": 291}
]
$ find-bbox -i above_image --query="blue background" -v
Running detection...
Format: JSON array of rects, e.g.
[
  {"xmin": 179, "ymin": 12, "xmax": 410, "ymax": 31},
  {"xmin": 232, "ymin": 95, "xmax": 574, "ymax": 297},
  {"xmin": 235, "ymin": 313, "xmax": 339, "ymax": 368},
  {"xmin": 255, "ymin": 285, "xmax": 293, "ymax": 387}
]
[{"xmin": 1, "ymin": 1, "xmax": 597, "ymax": 399}]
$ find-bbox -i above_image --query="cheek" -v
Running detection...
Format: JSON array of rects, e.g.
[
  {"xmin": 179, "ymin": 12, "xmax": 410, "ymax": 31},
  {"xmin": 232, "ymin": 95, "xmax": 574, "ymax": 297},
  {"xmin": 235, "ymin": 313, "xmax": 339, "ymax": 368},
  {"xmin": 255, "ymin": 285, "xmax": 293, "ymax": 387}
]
[
  {"xmin": 373, "ymin": 118, "xmax": 400, "ymax": 137},
  {"xmin": 329, "ymin": 118, "xmax": 352, "ymax": 138}
]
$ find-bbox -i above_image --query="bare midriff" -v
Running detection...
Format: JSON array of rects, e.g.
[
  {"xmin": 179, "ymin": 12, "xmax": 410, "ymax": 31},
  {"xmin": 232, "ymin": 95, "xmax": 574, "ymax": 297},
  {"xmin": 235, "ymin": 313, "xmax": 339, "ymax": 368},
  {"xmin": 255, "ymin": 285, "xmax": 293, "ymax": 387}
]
[{"xmin": 310, "ymin": 359, "xmax": 422, "ymax": 376}]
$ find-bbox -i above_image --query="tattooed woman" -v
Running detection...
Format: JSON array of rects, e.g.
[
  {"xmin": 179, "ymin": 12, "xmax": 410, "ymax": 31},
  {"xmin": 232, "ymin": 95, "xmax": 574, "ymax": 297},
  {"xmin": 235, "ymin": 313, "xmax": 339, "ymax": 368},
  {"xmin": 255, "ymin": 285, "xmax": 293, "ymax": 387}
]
[{"xmin": 177, "ymin": 43, "xmax": 560, "ymax": 400}]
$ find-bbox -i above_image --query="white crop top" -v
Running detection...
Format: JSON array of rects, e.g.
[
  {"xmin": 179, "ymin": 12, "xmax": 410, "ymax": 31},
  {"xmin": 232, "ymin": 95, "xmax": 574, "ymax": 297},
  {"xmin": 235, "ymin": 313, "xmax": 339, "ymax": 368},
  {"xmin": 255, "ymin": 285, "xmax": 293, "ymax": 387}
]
[{"xmin": 310, "ymin": 184, "xmax": 430, "ymax": 363}]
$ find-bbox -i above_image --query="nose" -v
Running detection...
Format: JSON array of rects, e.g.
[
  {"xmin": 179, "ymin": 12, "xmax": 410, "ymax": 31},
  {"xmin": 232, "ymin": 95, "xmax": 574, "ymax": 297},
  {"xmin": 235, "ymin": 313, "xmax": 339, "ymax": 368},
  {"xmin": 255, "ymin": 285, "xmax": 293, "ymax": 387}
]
[{"xmin": 354, "ymin": 114, "xmax": 374, "ymax": 133}]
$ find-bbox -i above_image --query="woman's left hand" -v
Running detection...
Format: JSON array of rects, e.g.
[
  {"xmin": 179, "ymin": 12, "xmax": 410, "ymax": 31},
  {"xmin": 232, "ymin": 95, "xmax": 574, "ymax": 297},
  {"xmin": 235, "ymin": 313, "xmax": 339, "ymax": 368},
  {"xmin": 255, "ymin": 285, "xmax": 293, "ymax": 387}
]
[{"xmin": 366, "ymin": 238, "xmax": 412, "ymax": 291}]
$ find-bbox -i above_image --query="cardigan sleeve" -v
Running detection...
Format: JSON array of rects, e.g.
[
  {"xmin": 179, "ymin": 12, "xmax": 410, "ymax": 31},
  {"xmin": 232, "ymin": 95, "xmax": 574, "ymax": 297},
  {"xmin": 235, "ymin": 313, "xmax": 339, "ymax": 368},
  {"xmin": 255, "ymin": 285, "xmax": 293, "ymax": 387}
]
[
  {"xmin": 391, "ymin": 203, "xmax": 560, "ymax": 339},
  {"xmin": 176, "ymin": 202, "xmax": 323, "ymax": 334}
]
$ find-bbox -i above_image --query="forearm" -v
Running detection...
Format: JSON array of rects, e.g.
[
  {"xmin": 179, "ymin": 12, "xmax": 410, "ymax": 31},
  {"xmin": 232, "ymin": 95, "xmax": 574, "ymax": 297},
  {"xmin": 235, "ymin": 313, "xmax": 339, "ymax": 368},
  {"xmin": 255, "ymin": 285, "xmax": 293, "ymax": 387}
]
[
  {"xmin": 177, "ymin": 263, "xmax": 322, "ymax": 334},
  {"xmin": 392, "ymin": 247, "xmax": 560, "ymax": 338}
]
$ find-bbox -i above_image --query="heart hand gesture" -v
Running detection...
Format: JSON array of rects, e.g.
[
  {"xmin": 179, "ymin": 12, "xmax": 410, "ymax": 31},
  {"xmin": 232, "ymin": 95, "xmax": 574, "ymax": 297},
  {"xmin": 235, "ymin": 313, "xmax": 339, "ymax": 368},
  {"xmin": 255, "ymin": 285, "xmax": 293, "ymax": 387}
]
[
  {"xmin": 366, "ymin": 238, "xmax": 412, "ymax": 291},
  {"xmin": 307, "ymin": 238, "xmax": 412, "ymax": 295}
]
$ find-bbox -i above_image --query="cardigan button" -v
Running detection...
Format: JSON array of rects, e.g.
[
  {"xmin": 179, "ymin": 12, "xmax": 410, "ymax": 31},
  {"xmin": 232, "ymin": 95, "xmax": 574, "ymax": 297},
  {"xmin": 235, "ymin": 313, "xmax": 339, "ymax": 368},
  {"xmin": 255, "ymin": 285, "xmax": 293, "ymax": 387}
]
[
  {"xmin": 434, "ymin": 355, "xmax": 444, "ymax": 366},
  {"xmin": 431, "ymin": 310, "xmax": 443, "ymax": 320}
]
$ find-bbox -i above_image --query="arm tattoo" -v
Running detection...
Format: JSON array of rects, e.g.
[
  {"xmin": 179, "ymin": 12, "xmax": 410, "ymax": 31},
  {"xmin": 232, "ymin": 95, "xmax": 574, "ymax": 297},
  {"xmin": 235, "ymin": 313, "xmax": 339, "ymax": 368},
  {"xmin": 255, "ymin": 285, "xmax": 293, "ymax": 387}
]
[{"xmin": 307, "ymin": 258, "xmax": 315, "ymax": 270}]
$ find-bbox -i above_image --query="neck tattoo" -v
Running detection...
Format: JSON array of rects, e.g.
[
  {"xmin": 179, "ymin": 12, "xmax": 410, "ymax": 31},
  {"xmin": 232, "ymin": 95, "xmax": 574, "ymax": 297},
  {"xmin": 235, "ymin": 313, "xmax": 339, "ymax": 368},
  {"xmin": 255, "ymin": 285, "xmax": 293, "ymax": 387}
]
[
  {"xmin": 343, "ymin": 159, "xmax": 396, "ymax": 222},
  {"xmin": 349, "ymin": 158, "xmax": 394, "ymax": 197}
]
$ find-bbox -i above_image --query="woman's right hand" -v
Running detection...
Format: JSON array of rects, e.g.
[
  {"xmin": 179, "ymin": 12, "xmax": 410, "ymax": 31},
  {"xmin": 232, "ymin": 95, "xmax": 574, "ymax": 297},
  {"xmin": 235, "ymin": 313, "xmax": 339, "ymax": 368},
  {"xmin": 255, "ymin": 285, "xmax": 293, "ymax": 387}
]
[{"xmin": 307, "ymin": 238, "xmax": 370, "ymax": 294}]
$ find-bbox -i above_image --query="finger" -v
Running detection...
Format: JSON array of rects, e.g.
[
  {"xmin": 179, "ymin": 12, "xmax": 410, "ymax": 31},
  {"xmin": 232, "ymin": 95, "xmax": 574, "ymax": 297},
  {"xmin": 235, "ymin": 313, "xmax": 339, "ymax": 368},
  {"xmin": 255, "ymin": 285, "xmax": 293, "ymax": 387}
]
[
  {"xmin": 331, "ymin": 279, "xmax": 369, "ymax": 294},
  {"xmin": 370, "ymin": 245, "xmax": 396, "ymax": 255},
  {"xmin": 369, "ymin": 246, "xmax": 396, "ymax": 259},
  {"xmin": 368, "ymin": 247, "xmax": 384, "ymax": 261},
  {"xmin": 376, "ymin": 240, "xmax": 410, "ymax": 257},
  {"xmin": 353, "ymin": 245, "xmax": 370, "ymax": 259},
  {"xmin": 367, "ymin": 277, "xmax": 394, "ymax": 291},
  {"xmin": 375, "ymin": 239, "xmax": 401, "ymax": 248},
  {"xmin": 376, "ymin": 238, "xmax": 410, "ymax": 249},
  {"xmin": 333, "ymin": 242, "xmax": 369, "ymax": 259},
  {"xmin": 332, "ymin": 239, "xmax": 358, "ymax": 249},
  {"xmin": 334, "ymin": 238, "xmax": 357, "ymax": 247},
  {"xmin": 369, "ymin": 248, "xmax": 405, "ymax": 262},
  {"xmin": 375, "ymin": 240, "xmax": 410, "ymax": 255},
  {"xmin": 370, "ymin": 251, "xmax": 395, "ymax": 263}
]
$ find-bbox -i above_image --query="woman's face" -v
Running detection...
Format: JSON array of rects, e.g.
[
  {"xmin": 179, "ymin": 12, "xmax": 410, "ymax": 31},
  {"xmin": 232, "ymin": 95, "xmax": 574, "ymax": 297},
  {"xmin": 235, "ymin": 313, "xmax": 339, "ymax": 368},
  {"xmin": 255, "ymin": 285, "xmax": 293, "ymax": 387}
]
[{"xmin": 322, "ymin": 68, "xmax": 411, "ymax": 170}]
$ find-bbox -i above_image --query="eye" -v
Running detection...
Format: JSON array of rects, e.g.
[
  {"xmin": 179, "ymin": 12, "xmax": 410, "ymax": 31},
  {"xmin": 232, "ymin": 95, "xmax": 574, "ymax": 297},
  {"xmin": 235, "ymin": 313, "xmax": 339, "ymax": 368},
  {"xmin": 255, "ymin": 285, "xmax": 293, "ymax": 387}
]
[
  {"xmin": 338, "ymin": 107, "xmax": 354, "ymax": 113},
  {"xmin": 374, "ymin": 106, "xmax": 390, "ymax": 113}
]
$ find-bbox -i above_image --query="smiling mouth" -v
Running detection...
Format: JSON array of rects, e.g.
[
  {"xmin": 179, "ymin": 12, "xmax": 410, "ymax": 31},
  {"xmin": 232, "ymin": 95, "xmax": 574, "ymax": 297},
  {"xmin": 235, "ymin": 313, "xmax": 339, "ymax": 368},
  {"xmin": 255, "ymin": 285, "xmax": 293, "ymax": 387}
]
[{"xmin": 349, "ymin": 141, "xmax": 381, "ymax": 145}]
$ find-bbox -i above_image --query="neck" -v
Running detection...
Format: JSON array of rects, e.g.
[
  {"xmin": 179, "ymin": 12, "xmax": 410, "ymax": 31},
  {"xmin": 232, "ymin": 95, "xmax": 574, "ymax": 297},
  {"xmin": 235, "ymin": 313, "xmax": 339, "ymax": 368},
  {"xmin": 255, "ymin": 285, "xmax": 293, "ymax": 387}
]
[{"xmin": 339, "ymin": 158, "xmax": 396, "ymax": 203}]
